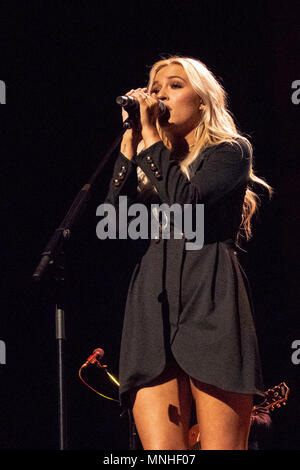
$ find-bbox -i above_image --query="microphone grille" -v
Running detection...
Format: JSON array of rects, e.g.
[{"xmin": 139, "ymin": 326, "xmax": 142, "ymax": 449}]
[
  {"xmin": 116, "ymin": 96, "xmax": 127, "ymax": 105},
  {"xmin": 93, "ymin": 348, "xmax": 104, "ymax": 359}
]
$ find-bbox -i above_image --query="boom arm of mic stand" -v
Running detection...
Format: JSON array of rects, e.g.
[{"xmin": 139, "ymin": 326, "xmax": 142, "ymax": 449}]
[{"xmin": 32, "ymin": 119, "xmax": 132, "ymax": 281}]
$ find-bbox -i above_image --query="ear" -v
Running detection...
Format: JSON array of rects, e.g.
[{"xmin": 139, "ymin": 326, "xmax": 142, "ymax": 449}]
[{"xmin": 198, "ymin": 97, "xmax": 205, "ymax": 110}]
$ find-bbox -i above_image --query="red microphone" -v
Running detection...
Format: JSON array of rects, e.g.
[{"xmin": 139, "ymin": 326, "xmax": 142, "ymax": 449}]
[{"xmin": 82, "ymin": 348, "xmax": 104, "ymax": 368}]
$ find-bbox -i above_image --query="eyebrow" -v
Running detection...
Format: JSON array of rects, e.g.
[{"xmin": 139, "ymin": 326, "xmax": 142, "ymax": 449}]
[{"xmin": 152, "ymin": 75, "xmax": 186, "ymax": 86}]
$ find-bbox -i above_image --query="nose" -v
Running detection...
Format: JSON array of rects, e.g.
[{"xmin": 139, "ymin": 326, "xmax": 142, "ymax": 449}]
[{"xmin": 156, "ymin": 86, "xmax": 168, "ymax": 101}]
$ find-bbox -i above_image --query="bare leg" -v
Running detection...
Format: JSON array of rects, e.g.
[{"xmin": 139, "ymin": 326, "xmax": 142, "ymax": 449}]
[
  {"xmin": 131, "ymin": 367, "xmax": 192, "ymax": 450},
  {"xmin": 190, "ymin": 378, "xmax": 253, "ymax": 450}
]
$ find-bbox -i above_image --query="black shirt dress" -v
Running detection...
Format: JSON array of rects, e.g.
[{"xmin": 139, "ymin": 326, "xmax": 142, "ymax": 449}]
[{"xmin": 104, "ymin": 138, "xmax": 265, "ymax": 409}]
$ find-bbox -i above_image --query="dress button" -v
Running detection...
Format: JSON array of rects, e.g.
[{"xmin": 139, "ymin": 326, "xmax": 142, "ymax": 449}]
[
  {"xmin": 146, "ymin": 155, "xmax": 153, "ymax": 163},
  {"xmin": 114, "ymin": 178, "xmax": 120, "ymax": 186},
  {"xmin": 118, "ymin": 172, "xmax": 125, "ymax": 179},
  {"xmin": 120, "ymin": 166, "xmax": 127, "ymax": 173},
  {"xmin": 154, "ymin": 171, "xmax": 161, "ymax": 178},
  {"xmin": 150, "ymin": 163, "xmax": 157, "ymax": 171}
]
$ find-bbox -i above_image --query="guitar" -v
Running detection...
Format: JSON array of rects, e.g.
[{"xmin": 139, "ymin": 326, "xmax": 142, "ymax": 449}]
[{"xmin": 188, "ymin": 382, "xmax": 290, "ymax": 450}]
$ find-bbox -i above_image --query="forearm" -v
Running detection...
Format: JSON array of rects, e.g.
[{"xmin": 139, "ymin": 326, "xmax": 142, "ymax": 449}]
[
  {"xmin": 104, "ymin": 152, "xmax": 138, "ymax": 206},
  {"xmin": 142, "ymin": 126, "xmax": 161, "ymax": 149},
  {"xmin": 120, "ymin": 129, "xmax": 141, "ymax": 160},
  {"xmin": 120, "ymin": 126, "xmax": 161, "ymax": 160},
  {"xmin": 120, "ymin": 139, "xmax": 136, "ymax": 160}
]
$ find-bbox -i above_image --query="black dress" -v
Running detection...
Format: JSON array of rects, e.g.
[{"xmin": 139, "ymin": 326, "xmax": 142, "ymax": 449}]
[{"xmin": 104, "ymin": 138, "xmax": 265, "ymax": 409}]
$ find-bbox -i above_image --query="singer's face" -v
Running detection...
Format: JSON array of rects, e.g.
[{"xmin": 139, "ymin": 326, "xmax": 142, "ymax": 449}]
[{"xmin": 150, "ymin": 64, "xmax": 201, "ymax": 135}]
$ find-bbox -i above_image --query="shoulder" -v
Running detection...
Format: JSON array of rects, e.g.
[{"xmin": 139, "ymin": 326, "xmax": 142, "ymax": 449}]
[
  {"xmin": 198, "ymin": 138, "xmax": 252, "ymax": 170},
  {"xmin": 189, "ymin": 138, "xmax": 251, "ymax": 177},
  {"xmin": 205, "ymin": 137, "xmax": 251, "ymax": 161},
  {"xmin": 189, "ymin": 138, "xmax": 252, "ymax": 184}
]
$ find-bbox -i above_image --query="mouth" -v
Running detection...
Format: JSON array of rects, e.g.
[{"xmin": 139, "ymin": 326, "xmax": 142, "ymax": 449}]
[
  {"xmin": 164, "ymin": 105, "xmax": 171, "ymax": 116},
  {"xmin": 161, "ymin": 106, "xmax": 171, "ymax": 123}
]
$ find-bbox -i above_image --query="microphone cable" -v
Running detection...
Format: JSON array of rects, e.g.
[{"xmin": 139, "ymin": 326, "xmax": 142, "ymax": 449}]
[{"xmin": 78, "ymin": 353, "xmax": 120, "ymax": 404}]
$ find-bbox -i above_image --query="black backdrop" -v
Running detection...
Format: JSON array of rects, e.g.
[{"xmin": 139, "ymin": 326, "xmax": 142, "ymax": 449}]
[{"xmin": 0, "ymin": 0, "xmax": 299, "ymax": 452}]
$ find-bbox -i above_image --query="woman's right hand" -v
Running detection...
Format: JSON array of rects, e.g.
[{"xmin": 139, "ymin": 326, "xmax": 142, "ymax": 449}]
[{"xmin": 120, "ymin": 89, "xmax": 144, "ymax": 160}]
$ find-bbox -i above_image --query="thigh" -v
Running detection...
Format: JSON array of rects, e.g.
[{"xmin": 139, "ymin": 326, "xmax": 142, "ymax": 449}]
[
  {"xmin": 190, "ymin": 378, "xmax": 253, "ymax": 450},
  {"xmin": 131, "ymin": 364, "xmax": 193, "ymax": 450}
]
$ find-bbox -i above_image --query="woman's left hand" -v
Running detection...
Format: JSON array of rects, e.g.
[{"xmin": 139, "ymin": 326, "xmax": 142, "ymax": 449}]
[{"xmin": 129, "ymin": 88, "xmax": 161, "ymax": 148}]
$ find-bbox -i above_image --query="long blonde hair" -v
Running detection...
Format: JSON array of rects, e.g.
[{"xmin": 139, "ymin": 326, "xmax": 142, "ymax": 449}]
[{"xmin": 137, "ymin": 56, "xmax": 273, "ymax": 247}]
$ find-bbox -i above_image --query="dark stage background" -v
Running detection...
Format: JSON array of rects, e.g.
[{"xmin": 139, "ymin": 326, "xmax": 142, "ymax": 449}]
[{"xmin": 0, "ymin": 0, "xmax": 299, "ymax": 451}]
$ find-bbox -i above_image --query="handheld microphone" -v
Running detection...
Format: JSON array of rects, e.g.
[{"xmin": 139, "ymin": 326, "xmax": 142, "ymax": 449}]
[
  {"xmin": 116, "ymin": 95, "xmax": 168, "ymax": 116},
  {"xmin": 82, "ymin": 348, "xmax": 104, "ymax": 368}
]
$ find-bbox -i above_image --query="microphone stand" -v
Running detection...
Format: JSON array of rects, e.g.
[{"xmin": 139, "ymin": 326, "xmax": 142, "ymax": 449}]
[{"xmin": 32, "ymin": 118, "xmax": 134, "ymax": 450}]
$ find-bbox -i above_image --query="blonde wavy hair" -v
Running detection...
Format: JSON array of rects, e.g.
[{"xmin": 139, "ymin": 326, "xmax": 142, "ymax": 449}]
[{"xmin": 136, "ymin": 56, "xmax": 273, "ymax": 247}]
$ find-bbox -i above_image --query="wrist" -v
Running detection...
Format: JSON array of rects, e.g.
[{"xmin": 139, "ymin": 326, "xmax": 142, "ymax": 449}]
[
  {"xmin": 120, "ymin": 135, "xmax": 139, "ymax": 160},
  {"xmin": 142, "ymin": 127, "xmax": 161, "ymax": 149}
]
